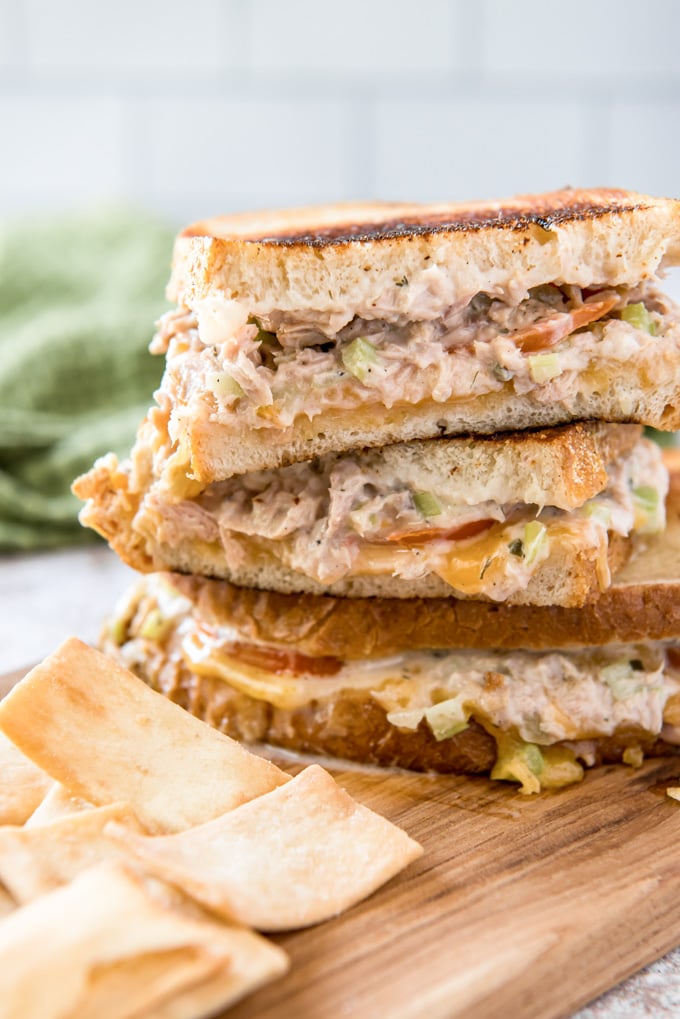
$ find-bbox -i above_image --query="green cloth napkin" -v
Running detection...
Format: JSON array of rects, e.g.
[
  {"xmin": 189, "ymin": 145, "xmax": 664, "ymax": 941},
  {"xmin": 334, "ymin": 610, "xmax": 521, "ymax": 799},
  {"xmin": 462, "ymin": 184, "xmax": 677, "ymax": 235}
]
[{"xmin": 0, "ymin": 210, "xmax": 175, "ymax": 550}]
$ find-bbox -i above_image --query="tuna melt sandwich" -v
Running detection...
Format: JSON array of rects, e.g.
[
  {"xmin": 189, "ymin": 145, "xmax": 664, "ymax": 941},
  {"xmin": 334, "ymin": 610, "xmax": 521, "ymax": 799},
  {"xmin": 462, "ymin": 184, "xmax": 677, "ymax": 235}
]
[{"xmin": 74, "ymin": 189, "xmax": 680, "ymax": 791}]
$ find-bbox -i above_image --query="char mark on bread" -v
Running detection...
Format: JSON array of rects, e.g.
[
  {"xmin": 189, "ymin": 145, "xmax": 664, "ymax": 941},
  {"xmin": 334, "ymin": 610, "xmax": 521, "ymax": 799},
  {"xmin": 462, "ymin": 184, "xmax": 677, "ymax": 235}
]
[{"xmin": 180, "ymin": 189, "xmax": 648, "ymax": 247}]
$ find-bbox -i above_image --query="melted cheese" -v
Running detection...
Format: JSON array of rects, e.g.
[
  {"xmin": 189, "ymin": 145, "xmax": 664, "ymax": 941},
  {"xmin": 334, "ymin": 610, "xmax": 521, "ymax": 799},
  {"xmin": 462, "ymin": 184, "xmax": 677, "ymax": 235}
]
[
  {"xmin": 181, "ymin": 630, "xmax": 678, "ymax": 745},
  {"xmin": 183, "ymin": 632, "xmax": 403, "ymax": 710}
]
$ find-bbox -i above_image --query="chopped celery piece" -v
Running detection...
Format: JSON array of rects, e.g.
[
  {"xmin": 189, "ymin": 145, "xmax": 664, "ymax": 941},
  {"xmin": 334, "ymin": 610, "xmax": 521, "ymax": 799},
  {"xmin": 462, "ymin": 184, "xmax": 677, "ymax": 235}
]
[
  {"xmin": 621, "ymin": 302, "xmax": 657, "ymax": 335},
  {"xmin": 622, "ymin": 746, "xmax": 644, "ymax": 768},
  {"xmin": 424, "ymin": 696, "xmax": 469, "ymax": 741},
  {"xmin": 254, "ymin": 326, "xmax": 277, "ymax": 345},
  {"xmin": 634, "ymin": 484, "xmax": 659, "ymax": 505},
  {"xmin": 601, "ymin": 660, "xmax": 641, "ymax": 701},
  {"xmin": 633, "ymin": 485, "xmax": 659, "ymax": 513},
  {"xmin": 523, "ymin": 521, "xmax": 547, "ymax": 567},
  {"xmin": 492, "ymin": 735, "xmax": 583, "ymax": 793},
  {"xmin": 387, "ymin": 696, "xmax": 470, "ymax": 740},
  {"xmin": 491, "ymin": 734, "xmax": 544, "ymax": 795},
  {"xmin": 584, "ymin": 501, "xmax": 612, "ymax": 526},
  {"xmin": 632, "ymin": 484, "xmax": 662, "ymax": 533},
  {"xmin": 385, "ymin": 708, "xmax": 425, "ymax": 731},
  {"xmin": 528, "ymin": 352, "xmax": 562, "ymax": 384},
  {"xmin": 108, "ymin": 615, "xmax": 128, "ymax": 646},
  {"xmin": 413, "ymin": 491, "xmax": 442, "ymax": 517},
  {"xmin": 341, "ymin": 337, "xmax": 378, "ymax": 382},
  {"xmin": 207, "ymin": 371, "xmax": 244, "ymax": 399},
  {"xmin": 139, "ymin": 609, "xmax": 171, "ymax": 642}
]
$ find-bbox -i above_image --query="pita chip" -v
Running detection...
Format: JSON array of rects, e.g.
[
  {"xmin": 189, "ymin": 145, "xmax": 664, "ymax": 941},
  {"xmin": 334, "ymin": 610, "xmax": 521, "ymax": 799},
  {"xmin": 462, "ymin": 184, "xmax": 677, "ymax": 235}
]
[
  {"xmin": 0, "ymin": 860, "xmax": 287, "ymax": 1019},
  {"xmin": 25, "ymin": 783, "xmax": 94, "ymax": 827},
  {"xmin": 0, "ymin": 884, "xmax": 15, "ymax": 918},
  {"xmin": 142, "ymin": 924, "xmax": 291, "ymax": 1019},
  {"xmin": 0, "ymin": 639, "xmax": 288, "ymax": 834},
  {"xmin": 111, "ymin": 764, "xmax": 423, "ymax": 931},
  {"xmin": 0, "ymin": 730, "xmax": 52, "ymax": 825},
  {"xmin": 0, "ymin": 802, "xmax": 142, "ymax": 903}
]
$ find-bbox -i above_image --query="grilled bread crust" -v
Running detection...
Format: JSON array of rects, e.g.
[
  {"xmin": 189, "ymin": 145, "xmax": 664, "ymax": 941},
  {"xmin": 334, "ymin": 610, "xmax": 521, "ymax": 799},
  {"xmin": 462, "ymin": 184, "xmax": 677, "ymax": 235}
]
[
  {"xmin": 168, "ymin": 189, "xmax": 680, "ymax": 317},
  {"xmin": 106, "ymin": 643, "xmax": 678, "ymax": 777},
  {"xmin": 346, "ymin": 422, "xmax": 642, "ymax": 509}
]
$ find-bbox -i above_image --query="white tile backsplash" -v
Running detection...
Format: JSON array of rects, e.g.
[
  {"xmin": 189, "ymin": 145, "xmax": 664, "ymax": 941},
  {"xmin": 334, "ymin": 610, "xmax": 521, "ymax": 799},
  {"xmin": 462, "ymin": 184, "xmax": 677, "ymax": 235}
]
[
  {"xmin": 0, "ymin": 0, "xmax": 679, "ymax": 219},
  {"xmin": 137, "ymin": 94, "xmax": 355, "ymax": 219},
  {"xmin": 0, "ymin": 94, "xmax": 128, "ymax": 214},
  {"xmin": 607, "ymin": 100, "xmax": 680, "ymax": 198},
  {"xmin": 0, "ymin": 0, "xmax": 24, "ymax": 70},
  {"xmin": 249, "ymin": 0, "xmax": 457, "ymax": 77},
  {"xmin": 372, "ymin": 96, "xmax": 588, "ymax": 202},
  {"xmin": 481, "ymin": 0, "xmax": 680, "ymax": 81},
  {"xmin": 23, "ymin": 0, "xmax": 239, "ymax": 76}
]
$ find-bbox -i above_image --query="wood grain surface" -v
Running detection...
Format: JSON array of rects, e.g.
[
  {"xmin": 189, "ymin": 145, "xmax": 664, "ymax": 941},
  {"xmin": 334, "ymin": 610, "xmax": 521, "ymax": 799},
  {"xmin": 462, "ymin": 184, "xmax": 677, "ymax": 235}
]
[{"xmin": 4, "ymin": 666, "xmax": 680, "ymax": 1019}]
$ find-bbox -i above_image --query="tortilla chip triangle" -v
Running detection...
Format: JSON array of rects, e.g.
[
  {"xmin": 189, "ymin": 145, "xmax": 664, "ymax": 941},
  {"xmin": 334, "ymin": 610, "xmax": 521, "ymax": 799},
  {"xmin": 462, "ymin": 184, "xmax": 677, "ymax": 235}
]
[
  {"xmin": 0, "ymin": 638, "xmax": 288, "ymax": 834},
  {"xmin": 110, "ymin": 763, "xmax": 423, "ymax": 931}
]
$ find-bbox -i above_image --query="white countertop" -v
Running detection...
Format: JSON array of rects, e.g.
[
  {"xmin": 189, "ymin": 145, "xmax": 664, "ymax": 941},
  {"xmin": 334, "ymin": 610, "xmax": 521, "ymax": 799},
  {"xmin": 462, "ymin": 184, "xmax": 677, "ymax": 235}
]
[
  {"xmin": 1, "ymin": 544, "xmax": 680, "ymax": 1016},
  {"xmin": 0, "ymin": 545, "xmax": 136, "ymax": 673}
]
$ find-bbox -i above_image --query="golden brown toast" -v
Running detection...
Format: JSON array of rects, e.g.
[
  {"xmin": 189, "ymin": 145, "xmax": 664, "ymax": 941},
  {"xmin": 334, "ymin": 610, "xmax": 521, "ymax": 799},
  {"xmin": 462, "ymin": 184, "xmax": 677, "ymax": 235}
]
[{"xmin": 169, "ymin": 188, "xmax": 680, "ymax": 313}]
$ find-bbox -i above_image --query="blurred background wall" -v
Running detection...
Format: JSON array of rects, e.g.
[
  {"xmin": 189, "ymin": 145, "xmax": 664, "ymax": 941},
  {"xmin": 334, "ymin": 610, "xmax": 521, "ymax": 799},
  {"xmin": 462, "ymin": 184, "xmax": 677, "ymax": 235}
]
[{"xmin": 2, "ymin": 0, "xmax": 680, "ymax": 225}]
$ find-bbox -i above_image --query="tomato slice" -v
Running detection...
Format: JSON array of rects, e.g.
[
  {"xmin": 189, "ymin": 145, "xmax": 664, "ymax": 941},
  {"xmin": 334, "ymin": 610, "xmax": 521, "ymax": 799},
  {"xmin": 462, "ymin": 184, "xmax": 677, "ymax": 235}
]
[
  {"xmin": 511, "ymin": 293, "xmax": 619, "ymax": 353},
  {"xmin": 381, "ymin": 517, "xmax": 496, "ymax": 548},
  {"xmin": 223, "ymin": 640, "xmax": 343, "ymax": 677}
]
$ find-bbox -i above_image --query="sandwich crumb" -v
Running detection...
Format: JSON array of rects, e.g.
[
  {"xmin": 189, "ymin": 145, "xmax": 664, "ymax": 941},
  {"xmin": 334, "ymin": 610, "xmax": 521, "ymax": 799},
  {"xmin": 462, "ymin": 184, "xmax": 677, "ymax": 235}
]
[{"xmin": 622, "ymin": 746, "xmax": 644, "ymax": 768}]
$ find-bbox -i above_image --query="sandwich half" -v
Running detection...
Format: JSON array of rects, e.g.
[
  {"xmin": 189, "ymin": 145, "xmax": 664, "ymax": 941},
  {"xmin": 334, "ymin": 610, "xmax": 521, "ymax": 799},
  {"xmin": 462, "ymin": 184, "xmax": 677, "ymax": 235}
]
[
  {"xmin": 145, "ymin": 188, "xmax": 680, "ymax": 487},
  {"xmin": 75, "ymin": 423, "xmax": 667, "ymax": 606},
  {"xmin": 101, "ymin": 455, "xmax": 680, "ymax": 793}
]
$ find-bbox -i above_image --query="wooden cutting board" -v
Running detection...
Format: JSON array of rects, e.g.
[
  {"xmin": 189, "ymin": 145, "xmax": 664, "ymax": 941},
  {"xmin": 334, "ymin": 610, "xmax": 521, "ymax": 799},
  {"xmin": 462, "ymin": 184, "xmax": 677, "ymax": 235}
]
[{"xmin": 4, "ymin": 667, "xmax": 680, "ymax": 1019}]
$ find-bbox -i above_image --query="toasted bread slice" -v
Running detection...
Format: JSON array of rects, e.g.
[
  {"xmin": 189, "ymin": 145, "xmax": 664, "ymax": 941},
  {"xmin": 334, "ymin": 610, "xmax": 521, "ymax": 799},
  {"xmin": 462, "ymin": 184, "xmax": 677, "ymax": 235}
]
[
  {"xmin": 169, "ymin": 189, "xmax": 680, "ymax": 316},
  {"xmin": 74, "ymin": 423, "xmax": 653, "ymax": 608}
]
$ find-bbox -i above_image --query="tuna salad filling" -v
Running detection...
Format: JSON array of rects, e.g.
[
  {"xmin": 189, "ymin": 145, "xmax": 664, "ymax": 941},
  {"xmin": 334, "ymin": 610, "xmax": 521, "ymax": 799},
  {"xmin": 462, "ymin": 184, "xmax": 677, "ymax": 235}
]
[
  {"xmin": 133, "ymin": 438, "xmax": 667, "ymax": 600},
  {"xmin": 107, "ymin": 576, "xmax": 680, "ymax": 793},
  {"xmin": 151, "ymin": 280, "xmax": 680, "ymax": 431}
]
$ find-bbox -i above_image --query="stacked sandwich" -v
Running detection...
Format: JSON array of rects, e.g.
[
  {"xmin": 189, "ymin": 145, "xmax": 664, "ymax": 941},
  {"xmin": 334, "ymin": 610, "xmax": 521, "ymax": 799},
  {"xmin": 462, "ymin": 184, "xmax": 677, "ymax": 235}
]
[{"xmin": 75, "ymin": 188, "xmax": 680, "ymax": 793}]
